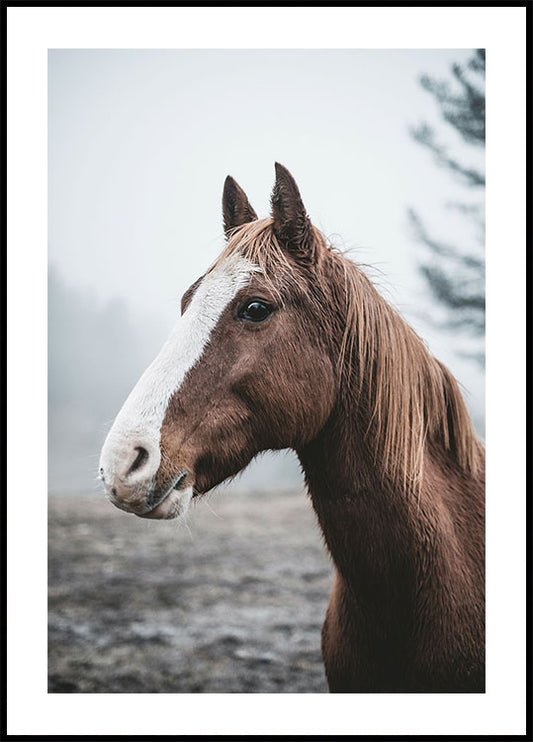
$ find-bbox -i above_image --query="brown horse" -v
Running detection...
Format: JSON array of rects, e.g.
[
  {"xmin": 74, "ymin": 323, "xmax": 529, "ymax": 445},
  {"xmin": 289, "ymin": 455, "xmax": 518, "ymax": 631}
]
[{"xmin": 99, "ymin": 164, "xmax": 485, "ymax": 693}]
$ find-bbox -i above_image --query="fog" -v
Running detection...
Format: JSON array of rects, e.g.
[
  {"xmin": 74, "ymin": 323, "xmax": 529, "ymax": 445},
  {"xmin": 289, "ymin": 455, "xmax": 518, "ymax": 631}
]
[{"xmin": 48, "ymin": 49, "xmax": 484, "ymax": 494}]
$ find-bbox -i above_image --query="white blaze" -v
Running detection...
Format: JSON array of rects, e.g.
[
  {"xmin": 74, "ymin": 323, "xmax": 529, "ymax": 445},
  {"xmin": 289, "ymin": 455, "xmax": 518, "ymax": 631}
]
[{"xmin": 99, "ymin": 255, "xmax": 255, "ymax": 482}]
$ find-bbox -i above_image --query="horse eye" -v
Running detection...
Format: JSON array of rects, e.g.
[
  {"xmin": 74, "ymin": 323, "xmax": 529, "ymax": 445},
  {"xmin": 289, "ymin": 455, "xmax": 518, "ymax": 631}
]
[{"xmin": 238, "ymin": 300, "xmax": 273, "ymax": 323}]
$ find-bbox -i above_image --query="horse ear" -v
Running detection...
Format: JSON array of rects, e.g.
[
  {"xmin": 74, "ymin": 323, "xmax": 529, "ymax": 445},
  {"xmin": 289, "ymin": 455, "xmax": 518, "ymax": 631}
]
[
  {"xmin": 271, "ymin": 163, "xmax": 316, "ymax": 261},
  {"xmin": 222, "ymin": 176, "xmax": 258, "ymax": 237}
]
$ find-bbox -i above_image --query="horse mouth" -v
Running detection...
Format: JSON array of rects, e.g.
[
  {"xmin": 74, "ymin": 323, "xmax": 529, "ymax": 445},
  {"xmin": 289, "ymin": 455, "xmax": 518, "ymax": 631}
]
[
  {"xmin": 173, "ymin": 470, "xmax": 188, "ymax": 491},
  {"xmin": 137, "ymin": 471, "xmax": 192, "ymax": 520}
]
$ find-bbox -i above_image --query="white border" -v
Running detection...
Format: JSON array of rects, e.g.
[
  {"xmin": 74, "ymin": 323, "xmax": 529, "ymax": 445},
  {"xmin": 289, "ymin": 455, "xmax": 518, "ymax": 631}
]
[{"xmin": 6, "ymin": 5, "xmax": 527, "ymax": 737}]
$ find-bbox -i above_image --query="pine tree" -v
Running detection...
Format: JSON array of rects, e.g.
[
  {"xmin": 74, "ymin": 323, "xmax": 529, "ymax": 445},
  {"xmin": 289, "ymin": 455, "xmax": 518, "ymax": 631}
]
[{"xmin": 409, "ymin": 49, "xmax": 485, "ymax": 366}]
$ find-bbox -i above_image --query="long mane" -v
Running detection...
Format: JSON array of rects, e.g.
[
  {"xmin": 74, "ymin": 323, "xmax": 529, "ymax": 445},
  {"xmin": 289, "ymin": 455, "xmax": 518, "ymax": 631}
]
[{"xmin": 217, "ymin": 218, "xmax": 482, "ymax": 494}]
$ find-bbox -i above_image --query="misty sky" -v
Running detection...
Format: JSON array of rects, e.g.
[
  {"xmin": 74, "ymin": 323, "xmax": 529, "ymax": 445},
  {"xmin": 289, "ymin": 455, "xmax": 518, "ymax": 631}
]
[
  {"xmin": 48, "ymin": 49, "xmax": 485, "ymax": 458},
  {"xmin": 49, "ymin": 49, "xmax": 479, "ymax": 309}
]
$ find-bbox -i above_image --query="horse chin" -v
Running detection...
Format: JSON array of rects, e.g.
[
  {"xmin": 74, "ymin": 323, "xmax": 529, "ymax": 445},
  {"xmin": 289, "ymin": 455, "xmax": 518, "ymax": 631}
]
[{"xmin": 137, "ymin": 485, "xmax": 193, "ymax": 521}]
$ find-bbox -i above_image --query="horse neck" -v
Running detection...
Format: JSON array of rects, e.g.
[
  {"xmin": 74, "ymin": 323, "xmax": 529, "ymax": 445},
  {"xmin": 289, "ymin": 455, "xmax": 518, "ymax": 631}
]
[
  {"xmin": 295, "ymin": 352, "xmax": 482, "ymax": 614},
  {"xmin": 296, "ymin": 396, "xmax": 419, "ymax": 598}
]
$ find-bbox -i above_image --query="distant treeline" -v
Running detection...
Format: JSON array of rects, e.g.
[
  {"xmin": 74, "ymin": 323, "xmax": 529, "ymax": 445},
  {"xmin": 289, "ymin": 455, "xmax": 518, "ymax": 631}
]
[{"xmin": 48, "ymin": 266, "xmax": 165, "ymax": 492}]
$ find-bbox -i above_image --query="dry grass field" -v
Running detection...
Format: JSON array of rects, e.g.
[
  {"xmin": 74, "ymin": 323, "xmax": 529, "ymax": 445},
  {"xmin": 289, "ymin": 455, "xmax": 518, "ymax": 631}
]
[{"xmin": 48, "ymin": 487, "xmax": 333, "ymax": 693}]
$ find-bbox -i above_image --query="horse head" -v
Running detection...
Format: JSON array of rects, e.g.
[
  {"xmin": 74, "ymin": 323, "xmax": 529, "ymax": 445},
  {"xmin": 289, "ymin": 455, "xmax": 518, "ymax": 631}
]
[{"xmin": 99, "ymin": 164, "xmax": 337, "ymax": 519}]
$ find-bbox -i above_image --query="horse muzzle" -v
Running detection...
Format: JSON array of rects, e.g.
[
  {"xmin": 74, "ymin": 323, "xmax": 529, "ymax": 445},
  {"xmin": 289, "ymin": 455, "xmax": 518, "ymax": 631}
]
[{"xmin": 99, "ymin": 433, "xmax": 192, "ymax": 520}]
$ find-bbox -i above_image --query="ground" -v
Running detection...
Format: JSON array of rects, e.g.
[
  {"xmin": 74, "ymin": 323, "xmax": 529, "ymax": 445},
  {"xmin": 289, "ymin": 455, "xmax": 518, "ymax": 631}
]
[{"xmin": 48, "ymin": 487, "xmax": 333, "ymax": 693}]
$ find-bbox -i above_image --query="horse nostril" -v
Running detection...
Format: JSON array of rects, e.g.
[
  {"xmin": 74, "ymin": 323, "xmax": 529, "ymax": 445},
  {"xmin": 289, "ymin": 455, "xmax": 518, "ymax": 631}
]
[{"xmin": 128, "ymin": 446, "xmax": 149, "ymax": 476}]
